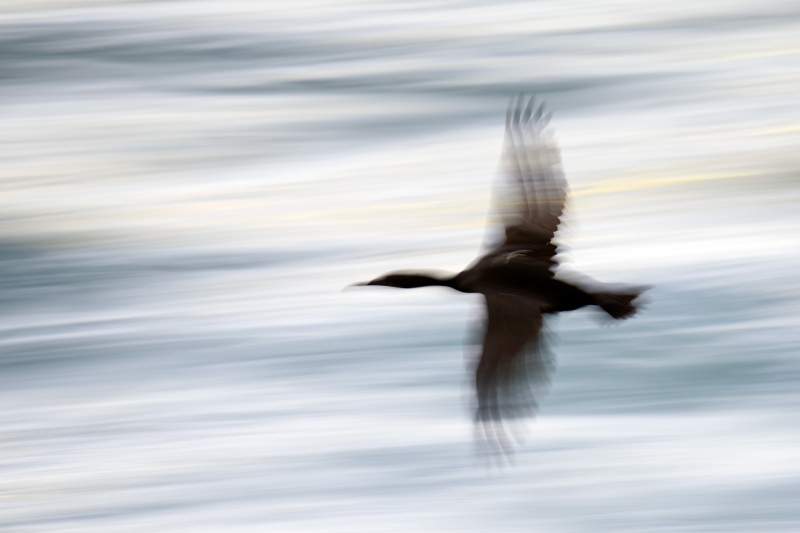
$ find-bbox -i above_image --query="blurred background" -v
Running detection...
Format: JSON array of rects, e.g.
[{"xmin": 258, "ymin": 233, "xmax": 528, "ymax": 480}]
[{"xmin": 2, "ymin": 1, "xmax": 799, "ymax": 531}]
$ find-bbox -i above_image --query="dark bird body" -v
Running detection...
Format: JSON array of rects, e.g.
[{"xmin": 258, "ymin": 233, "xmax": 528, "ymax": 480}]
[{"xmin": 356, "ymin": 95, "xmax": 647, "ymax": 453}]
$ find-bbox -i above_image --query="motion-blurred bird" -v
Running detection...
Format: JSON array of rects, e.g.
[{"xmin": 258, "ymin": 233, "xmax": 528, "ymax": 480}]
[{"xmin": 355, "ymin": 95, "xmax": 648, "ymax": 455}]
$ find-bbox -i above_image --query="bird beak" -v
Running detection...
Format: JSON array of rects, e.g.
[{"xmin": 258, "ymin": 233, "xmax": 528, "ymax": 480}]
[{"xmin": 344, "ymin": 281, "xmax": 370, "ymax": 290}]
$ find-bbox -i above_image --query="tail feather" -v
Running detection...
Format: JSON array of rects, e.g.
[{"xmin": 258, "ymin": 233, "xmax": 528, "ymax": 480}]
[{"xmin": 593, "ymin": 290, "xmax": 647, "ymax": 320}]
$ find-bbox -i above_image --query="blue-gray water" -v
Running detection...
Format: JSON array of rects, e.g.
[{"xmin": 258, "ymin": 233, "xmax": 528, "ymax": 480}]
[{"xmin": 2, "ymin": 1, "xmax": 800, "ymax": 531}]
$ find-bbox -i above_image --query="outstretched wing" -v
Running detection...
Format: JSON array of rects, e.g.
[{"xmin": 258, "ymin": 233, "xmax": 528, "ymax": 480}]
[
  {"xmin": 487, "ymin": 95, "xmax": 568, "ymax": 263},
  {"xmin": 472, "ymin": 294, "xmax": 553, "ymax": 457}
]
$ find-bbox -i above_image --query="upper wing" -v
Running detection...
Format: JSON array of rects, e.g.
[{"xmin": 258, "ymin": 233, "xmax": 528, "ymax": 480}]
[
  {"xmin": 472, "ymin": 294, "xmax": 553, "ymax": 457},
  {"xmin": 488, "ymin": 95, "xmax": 568, "ymax": 254}
]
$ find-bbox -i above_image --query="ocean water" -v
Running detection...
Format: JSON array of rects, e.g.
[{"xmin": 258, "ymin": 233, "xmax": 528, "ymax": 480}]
[{"xmin": 2, "ymin": 1, "xmax": 800, "ymax": 531}]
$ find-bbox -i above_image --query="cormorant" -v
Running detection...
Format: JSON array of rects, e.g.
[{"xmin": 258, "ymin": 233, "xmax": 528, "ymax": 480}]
[{"xmin": 355, "ymin": 95, "xmax": 648, "ymax": 455}]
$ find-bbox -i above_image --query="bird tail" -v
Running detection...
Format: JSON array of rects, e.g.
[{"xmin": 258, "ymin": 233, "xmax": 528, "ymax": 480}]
[{"xmin": 592, "ymin": 287, "xmax": 649, "ymax": 320}]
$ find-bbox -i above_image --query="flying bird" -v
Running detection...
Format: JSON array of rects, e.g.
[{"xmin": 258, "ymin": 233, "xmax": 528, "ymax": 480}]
[{"xmin": 355, "ymin": 95, "xmax": 648, "ymax": 455}]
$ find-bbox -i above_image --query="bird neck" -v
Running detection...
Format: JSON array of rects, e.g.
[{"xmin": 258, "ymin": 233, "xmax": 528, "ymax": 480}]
[{"xmin": 395, "ymin": 273, "xmax": 459, "ymax": 289}]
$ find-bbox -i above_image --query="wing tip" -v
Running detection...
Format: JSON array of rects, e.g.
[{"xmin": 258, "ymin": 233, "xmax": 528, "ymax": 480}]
[{"xmin": 506, "ymin": 93, "xmax": 553, "ymax": 131}]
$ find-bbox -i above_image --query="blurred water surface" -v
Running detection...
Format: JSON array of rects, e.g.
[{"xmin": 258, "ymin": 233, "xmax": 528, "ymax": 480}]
[{"xmin": 2, "ymin": 1, "xmax": 800, "ymax": 531}]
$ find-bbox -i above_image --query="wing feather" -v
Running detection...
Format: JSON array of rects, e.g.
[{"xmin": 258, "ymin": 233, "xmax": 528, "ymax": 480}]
[
  {"xmin": 492, "ymin": 95, "xmax": 568, "ymax": 252},
  {"xmin": 472, "ymin": 295, "xmax": 553, "ymax": 456}
]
